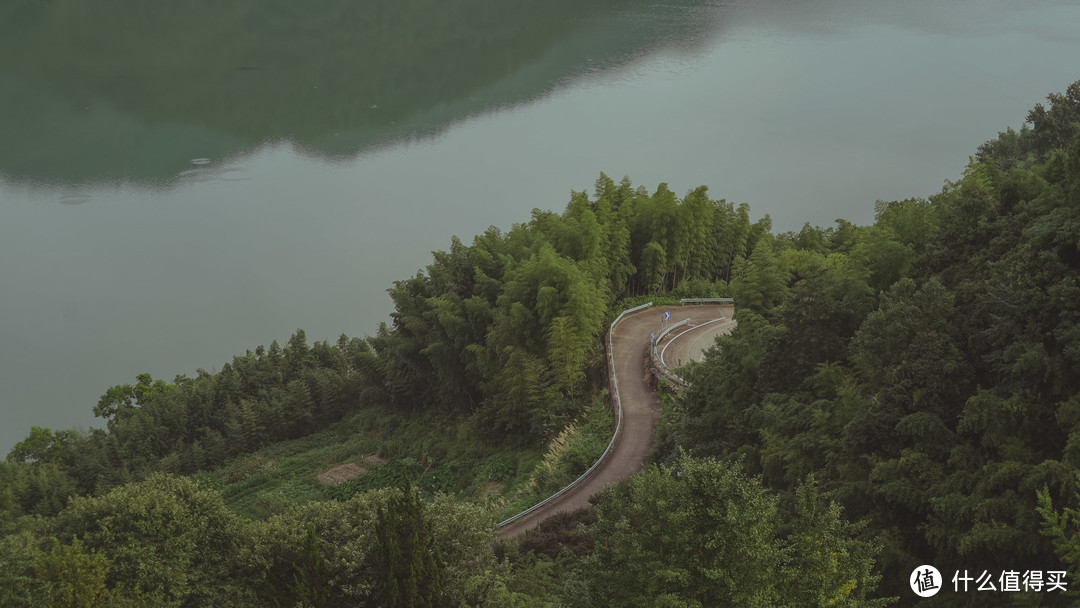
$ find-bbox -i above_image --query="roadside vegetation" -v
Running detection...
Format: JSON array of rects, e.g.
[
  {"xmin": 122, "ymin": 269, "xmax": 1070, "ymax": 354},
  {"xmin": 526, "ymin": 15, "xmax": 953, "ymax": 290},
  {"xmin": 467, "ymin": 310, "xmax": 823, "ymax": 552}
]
[{"xmin": 2, "ymin": 81, "xmax": 1078, "ymax": 607}]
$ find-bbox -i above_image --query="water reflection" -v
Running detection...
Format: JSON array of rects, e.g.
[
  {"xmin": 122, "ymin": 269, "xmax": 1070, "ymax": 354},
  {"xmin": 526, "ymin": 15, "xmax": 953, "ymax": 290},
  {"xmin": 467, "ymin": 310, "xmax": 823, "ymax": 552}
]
[
  {"xmin": 57, "ymin": 192, "xmax": 91, "ymax": 205},
  {"xmin": 0, "ymin": 0, "xmax": 717, "ymax": 188},
  {"xmin": 716, "ymin": 0, "xmax": 1069, "ymax": 39},
  {"xmin": 1, "ymin": 0, "xmax": 1078, "ymax": 457},
  {"xmin": 177, "ymin": 164, "xmax": 250, "ymax": 185}
]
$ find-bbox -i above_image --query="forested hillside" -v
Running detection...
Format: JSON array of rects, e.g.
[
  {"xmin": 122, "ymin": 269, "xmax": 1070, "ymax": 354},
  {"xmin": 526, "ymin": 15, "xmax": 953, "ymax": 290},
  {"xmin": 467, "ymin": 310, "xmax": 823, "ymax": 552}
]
[
  {"xmin": 1, "ymin": 81, "xmax": 1078, "ymax": 607},
  {"xmin": 1, "ymin": 165, "xmax": 763, "ymax": 521},
  {"xmin": 656, "ymin": 81, "xmax": 1080, "ymax": 606}
]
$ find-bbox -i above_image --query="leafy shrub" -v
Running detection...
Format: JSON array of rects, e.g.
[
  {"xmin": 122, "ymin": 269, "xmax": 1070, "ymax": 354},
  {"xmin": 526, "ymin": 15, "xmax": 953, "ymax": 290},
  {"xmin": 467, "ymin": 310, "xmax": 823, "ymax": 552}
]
[
  {"xmin": 219, "ymin": 452, "xmax": 278, "ymax": 484},
  {"xmin": 475, "ymin": 454, "xmax": 517, "ymax": 482}
]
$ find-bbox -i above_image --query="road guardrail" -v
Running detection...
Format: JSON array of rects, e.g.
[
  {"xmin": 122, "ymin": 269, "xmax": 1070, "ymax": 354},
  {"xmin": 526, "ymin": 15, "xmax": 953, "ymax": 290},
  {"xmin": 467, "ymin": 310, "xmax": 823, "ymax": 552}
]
[
  {"xmin": 680, "ymin": 297, "xmax": 733, "ymax": 305},
  {"xmin": 496, "ymin": 301, "xmax": 653, "ymax": 528}
]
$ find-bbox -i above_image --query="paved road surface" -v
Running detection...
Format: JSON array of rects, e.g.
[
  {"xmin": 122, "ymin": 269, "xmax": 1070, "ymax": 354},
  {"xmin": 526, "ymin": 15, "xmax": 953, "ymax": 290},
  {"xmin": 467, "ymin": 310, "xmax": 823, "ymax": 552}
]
[
  {"xmin": 497, "ymin": 304, "xmax": 730, "ymax": 538},
  {"xmin": 659, "ymin": 311, "xmax": 736, "ymax": 369}
]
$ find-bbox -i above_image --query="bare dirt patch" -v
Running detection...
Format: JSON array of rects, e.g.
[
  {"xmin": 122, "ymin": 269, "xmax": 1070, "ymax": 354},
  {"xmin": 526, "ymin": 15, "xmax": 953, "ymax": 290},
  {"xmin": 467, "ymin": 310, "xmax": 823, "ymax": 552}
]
[{"xmin": 316, "ymin": 454, "xmax": 387, "ymax": 485}]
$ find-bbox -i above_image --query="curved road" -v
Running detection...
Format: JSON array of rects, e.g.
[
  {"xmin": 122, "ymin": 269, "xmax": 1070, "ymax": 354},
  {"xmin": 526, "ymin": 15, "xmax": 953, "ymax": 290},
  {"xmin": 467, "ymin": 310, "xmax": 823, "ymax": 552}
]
[
  {"xmin": 660, "ymin": 315, "xmax": 737, "ymax": 369},
  {"xmin": 497, "ymin": 304, "xmax": 731, "ymax": 538}
]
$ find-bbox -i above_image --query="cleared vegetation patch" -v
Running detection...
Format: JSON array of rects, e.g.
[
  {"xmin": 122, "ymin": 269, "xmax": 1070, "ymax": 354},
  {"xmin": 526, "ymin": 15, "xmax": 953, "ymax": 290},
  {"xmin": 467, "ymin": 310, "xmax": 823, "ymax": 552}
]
[{"xmin": 316, "ymin": 455, "xmax": 387, "ymax": 485}]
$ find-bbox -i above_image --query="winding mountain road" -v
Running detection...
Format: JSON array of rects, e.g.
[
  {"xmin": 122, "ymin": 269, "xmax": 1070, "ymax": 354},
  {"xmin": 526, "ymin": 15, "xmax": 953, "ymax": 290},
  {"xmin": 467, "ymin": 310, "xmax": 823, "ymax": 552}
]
[
  {"xmin": 660, "ymin": 316, "xmax": 737, "ymax": 369},
  {"xmin": 497, "ymin": 303, "xmax": 733, "ymax": 538}
]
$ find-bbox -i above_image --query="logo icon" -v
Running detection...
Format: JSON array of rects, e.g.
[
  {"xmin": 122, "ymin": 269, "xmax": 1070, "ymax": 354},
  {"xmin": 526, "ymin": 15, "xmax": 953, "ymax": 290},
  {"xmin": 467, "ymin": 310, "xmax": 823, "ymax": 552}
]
[{"xmin": 911, "ymin": 565, "xmax": 942, "ymax": 597}]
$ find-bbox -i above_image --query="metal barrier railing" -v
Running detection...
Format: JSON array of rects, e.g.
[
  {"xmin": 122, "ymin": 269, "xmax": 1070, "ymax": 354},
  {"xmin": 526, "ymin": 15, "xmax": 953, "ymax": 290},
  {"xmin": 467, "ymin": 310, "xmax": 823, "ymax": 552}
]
[
  {"xmin": 659, "ymin": 317, "xmax": 729, "ymax": 370},
  {"xmin": 651, "ymin": 341, "xmax": 685, "ymax": 385},
  {"xmin": 496, "ymin": 301, "xmax": 653, "ymax": 528},
  {"xmin": 680, "ymin": 297, "xmax": 733, "ymax": 304},
  {"xmin": 652, "ymin": 316, "xmax": 732, "ymax": 386},
  {"xmin": 655, "ymin": 318, "xmax": 689, "ymax": 343},
  {"xmin": 650, "ymin": 317, "xmax": 690, "ymax": 383}
]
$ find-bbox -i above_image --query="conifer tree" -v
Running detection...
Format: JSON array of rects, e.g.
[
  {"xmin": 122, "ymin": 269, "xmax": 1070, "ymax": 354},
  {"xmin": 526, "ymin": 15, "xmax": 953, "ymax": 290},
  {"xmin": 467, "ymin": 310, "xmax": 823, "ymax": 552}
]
[
  {"xmin": 371, "ymin": 481, "xmax": 448, "ymax": 608},
  {"xmin": 289, "ymin": 524, "xmax": 328, "ymax": 608}
]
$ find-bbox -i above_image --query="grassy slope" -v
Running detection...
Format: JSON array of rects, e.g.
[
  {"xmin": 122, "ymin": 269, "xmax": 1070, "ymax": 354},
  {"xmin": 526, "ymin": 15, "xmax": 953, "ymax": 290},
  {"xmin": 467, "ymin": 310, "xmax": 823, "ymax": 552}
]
[{"xmin": 194, "ymin": 398, "xmax": 613, "ymax": 521}]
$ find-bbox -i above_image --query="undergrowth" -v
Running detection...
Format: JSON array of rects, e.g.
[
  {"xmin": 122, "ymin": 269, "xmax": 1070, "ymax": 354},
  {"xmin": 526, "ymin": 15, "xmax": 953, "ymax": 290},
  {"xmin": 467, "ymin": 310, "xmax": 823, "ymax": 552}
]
[
  {"xmin": 492, "ymin": 397, "xmax": 615, "ymax": 523},
  {"xmin": 197, "ymin": 403, "xmax": 545, "ymax": 519}
]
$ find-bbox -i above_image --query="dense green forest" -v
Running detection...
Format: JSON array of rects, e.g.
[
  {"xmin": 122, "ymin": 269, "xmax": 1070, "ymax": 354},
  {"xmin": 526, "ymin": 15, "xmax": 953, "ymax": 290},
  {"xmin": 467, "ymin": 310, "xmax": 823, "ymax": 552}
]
[
  {"xmin": 1, "ymin": 81, "xmax": 1079, "ymax": 606},
  {"xmin": 652, "ymin": 80, "xmax": 1080, "ymax": 606}
]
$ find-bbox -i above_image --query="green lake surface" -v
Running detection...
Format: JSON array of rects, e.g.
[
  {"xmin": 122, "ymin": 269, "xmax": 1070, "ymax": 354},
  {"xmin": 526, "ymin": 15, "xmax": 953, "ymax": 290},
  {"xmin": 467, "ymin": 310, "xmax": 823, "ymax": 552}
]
[{"xmin": 1, "ymin": 0, "xmax": 1078, "ymax": 452}]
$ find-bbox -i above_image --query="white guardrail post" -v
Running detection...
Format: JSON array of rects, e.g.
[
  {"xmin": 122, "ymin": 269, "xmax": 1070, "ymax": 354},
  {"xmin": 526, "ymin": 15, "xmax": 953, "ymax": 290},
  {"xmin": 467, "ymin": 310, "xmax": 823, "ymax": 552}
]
[{"xmin": 497, "ymin": 301, "xmax": 653, "ymax": 528}]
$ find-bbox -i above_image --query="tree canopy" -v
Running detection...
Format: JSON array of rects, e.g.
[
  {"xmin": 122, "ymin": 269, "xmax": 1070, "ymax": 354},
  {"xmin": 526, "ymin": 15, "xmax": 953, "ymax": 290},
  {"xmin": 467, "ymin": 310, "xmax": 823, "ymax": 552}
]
[{"xmin": 661, "ymin": 80, "xmax": 1080, "ymax": 604}]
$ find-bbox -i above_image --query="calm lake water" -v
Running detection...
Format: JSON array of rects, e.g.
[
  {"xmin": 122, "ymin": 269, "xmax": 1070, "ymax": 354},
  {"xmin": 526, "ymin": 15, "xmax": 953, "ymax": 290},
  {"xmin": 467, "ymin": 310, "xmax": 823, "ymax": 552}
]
[{"xmin": 1, "ymin": 0, "xmax": 1078, "ymax": 452}]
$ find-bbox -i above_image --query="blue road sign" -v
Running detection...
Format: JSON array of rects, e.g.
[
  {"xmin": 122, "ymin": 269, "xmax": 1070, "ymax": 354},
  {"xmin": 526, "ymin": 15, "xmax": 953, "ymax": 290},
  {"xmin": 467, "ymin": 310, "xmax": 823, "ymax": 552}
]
[
  {"xmin": 651, "ymin": 333, "xmax": 655, "ymax": 343},
  {"xmin": 663, "ymin": 311, "xmax": 670, "ymax": 320}
]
